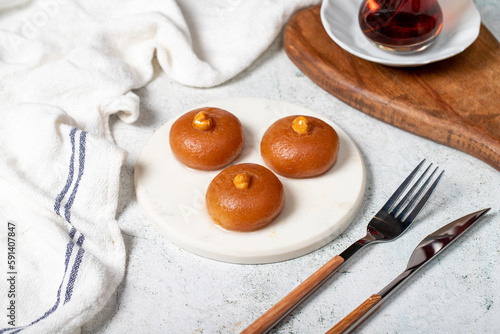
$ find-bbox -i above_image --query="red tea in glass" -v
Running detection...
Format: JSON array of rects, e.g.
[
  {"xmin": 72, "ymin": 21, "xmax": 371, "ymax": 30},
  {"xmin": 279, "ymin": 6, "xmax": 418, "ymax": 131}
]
[{"xmin": 359, "ymin": 0, "xmax": 443, "ymax": 52}]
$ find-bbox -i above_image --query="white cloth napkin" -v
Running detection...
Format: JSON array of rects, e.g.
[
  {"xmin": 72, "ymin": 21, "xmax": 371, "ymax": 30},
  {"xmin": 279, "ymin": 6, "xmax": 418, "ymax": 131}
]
[{"xmin": 0, "ymin": 0, "xmax": 319, "ymax": 332}]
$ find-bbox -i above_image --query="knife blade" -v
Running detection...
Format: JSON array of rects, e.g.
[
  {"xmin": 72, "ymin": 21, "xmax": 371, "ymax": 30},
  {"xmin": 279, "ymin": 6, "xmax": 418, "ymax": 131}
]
[{"xmin": 327, "ymin": 208, "xmax": 491, "ymax": 334}]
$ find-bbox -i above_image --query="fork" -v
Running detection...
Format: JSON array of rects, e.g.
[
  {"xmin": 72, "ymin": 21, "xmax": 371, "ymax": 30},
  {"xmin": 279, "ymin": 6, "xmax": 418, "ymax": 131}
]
[{"xmin": 241, "ymin": 159, "xmax": 444, "ymax": 334}]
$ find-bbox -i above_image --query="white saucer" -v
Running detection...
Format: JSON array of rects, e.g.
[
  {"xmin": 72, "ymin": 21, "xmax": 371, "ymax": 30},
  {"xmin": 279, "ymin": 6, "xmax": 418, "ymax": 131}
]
[
  {"xmin": 135, "ymin": 98, "xmax": 365, "ymax": 264},
  {"xmin": 320, "ymin": 0, "xmax": 481, "ymax": 67}
]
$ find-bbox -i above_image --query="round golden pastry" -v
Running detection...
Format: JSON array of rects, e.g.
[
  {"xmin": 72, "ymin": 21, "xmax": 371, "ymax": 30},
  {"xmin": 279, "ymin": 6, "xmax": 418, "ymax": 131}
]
[
  {"xmin": 206, "ymin": 163, "xmax": 285, "ymax": 232},
  {"xmin": 169, "ymin": 107, "xmax": 244, "ymax": 170},
  {"xmin": 260, "ymin": 115, "xmax": 340, "ymax": 178}
]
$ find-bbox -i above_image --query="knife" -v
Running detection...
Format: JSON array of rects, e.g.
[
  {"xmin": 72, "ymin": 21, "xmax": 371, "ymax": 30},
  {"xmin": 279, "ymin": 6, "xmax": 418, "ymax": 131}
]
[{"xmin": 327, "ymin": 208, "xmax": 491, "ymax": 334}]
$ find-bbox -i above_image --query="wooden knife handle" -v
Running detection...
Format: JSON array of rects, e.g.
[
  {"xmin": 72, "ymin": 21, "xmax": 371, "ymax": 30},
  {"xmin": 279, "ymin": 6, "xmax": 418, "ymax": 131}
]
[
  {"xmin": 326, "ymin": 294, "xmax": 382, "ymax": 334},
  {"xmin": 241, "ymin": 255, "xmax": 345, "ymax": 334}
]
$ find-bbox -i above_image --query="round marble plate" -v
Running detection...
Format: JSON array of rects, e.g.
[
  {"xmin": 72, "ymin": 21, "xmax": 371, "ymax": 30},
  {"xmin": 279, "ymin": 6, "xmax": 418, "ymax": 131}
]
[
  {"xmin": 135, "ymin": 98, "xmax": 365, "ymax": 264},
  {"xmin": 320, "ymin": 0, "xmax": 481, "ymax": 67}
]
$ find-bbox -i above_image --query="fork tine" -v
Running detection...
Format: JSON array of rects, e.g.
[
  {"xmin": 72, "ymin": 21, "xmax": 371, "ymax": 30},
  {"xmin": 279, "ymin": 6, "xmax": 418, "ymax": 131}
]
[
  {"xmin": 381, "ymin": 159, "xmax": 426, "ymax": 212},
  {"xmin": 397, "ymin": 166, "xmax": 438, "ymax": 219},
  {"xmin": 402, "ymin": 169, "xmax": 444, "ymax": 224},
  {"xmin": 390, "ymin": 163, "xmax": 433, "ymax": 215}
]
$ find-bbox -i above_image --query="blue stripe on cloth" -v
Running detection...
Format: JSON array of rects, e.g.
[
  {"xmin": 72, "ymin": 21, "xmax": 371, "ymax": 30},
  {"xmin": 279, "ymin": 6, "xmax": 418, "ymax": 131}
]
[
  {"xmin": 64, "ymin": 246, "xmax": 85, "ymax": 304},
  {"xmin": 54, "ymin": 127, "xmax": 76, "ymax": 215},
  {"xmin": 0, "ymin": 128, "xmax": 88, "ymax": 333},
  {"xmin": 69, "ymin": 227, "xmax": 77, "ymax": 239},
  {"xmin": 76, "ymin": 233, "xmax": 85, "ymax": 247},
  {"xmin": 61, "ymin": 131, "xmax": 88, "ymax": 304},
  {"xmin": 64, "ymin": 131, "xmax": 87, "ymax": 224}
]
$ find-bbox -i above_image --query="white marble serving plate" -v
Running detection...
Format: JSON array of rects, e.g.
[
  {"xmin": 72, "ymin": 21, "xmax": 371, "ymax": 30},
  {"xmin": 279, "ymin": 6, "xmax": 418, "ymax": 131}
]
[
  {"xmin": 320, "ymin": 0, "xmax": 481, "ymax": 66},
  {"xmin": 135, "ymin": 98, "xmax": 365, "ymax": 264}
]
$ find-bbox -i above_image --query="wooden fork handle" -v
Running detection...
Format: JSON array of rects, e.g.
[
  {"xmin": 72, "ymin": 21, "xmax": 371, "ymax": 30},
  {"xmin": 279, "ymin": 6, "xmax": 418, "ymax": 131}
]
[
  {"xmin": 326, "ymin": 294, "xmax": 382, "ymax": 334},
  {"xmin": 242, "ymin": 255, "xmax": 345, "ymax": 334}
]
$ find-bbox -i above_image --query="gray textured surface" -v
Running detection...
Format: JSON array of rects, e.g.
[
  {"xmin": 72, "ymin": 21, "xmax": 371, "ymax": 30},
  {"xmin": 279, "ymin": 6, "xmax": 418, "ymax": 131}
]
[{"xmin": 83, "ymin": 3, "xmax": 500, "ymax": 333}]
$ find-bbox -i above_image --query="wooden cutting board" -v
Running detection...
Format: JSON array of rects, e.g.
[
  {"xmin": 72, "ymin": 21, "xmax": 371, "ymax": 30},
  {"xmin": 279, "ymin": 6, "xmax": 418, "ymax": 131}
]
[{"xmin": 283, "ymin": 5, "xmax": 500, "ymax": 172}]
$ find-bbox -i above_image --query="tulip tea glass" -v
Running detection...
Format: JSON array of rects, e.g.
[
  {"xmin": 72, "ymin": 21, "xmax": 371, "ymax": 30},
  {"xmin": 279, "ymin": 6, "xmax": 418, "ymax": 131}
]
[{"xmin": 359, "ymin": 0, "xmax": 443, "ymax": 53}]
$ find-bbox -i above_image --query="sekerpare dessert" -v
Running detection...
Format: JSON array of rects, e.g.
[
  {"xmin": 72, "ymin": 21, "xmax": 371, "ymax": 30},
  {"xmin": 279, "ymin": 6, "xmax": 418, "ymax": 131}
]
[
  {"xmin": 169, "ymin": 107, "xmax": 244, "ymax": 170},
  {"xmin": 260, "ymin": 115, "xmax": 339, "ymax": 178},
  {"xmin": 206, "ymin": 163, "xmax": 285, "ymax": 232}
]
